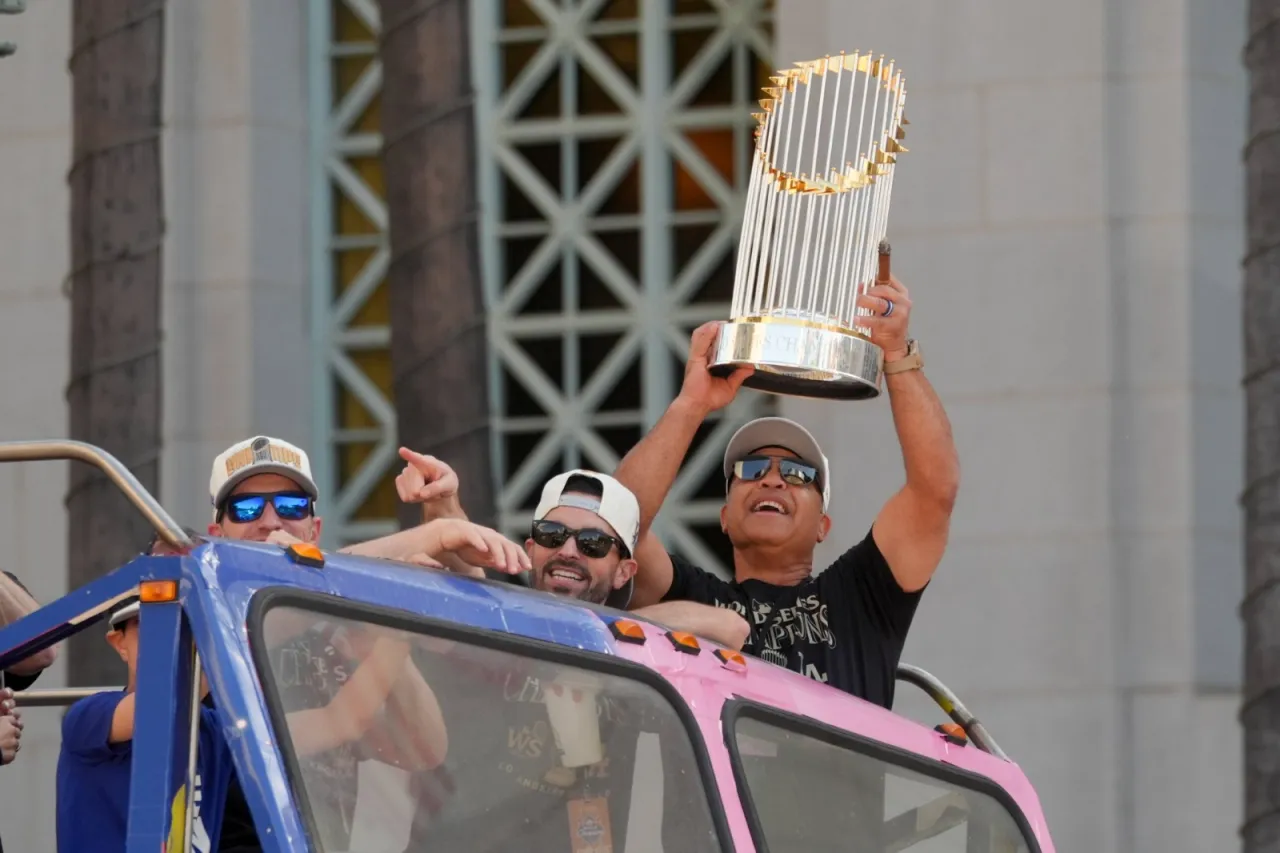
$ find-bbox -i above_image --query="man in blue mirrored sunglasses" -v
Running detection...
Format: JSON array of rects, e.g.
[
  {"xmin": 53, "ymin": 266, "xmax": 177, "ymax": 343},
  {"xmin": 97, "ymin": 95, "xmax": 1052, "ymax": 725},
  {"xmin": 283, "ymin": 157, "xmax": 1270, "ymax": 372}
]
[
  {"xmin": 208, "ymin": 435, "xmax": 323, "ymax": 543},
  {"xmin": 207, "ymin": 435, "xmax": 530, "ymax": 572}
]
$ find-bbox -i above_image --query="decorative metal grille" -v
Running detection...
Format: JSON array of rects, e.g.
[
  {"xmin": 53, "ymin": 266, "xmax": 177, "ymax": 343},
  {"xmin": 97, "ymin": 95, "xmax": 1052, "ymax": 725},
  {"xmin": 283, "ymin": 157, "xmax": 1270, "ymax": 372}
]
[
  {"xmin": 474, "ymin": 0, "xmax": 777, "ymax": 577},
  {"xmin": 309, "ymin": 0, "xmax": 400, "ymax": 548},
  {"xmin": 312, "ymin": 0, "xmax": 776, "ymax": 573}
]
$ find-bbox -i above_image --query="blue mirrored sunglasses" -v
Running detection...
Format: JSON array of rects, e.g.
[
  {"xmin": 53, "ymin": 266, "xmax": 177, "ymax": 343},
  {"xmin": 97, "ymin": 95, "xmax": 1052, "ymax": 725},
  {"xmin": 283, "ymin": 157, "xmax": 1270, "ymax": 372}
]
[{"xmin": 222, "ymin": 492, "xmax": 313, "ymax": 524}]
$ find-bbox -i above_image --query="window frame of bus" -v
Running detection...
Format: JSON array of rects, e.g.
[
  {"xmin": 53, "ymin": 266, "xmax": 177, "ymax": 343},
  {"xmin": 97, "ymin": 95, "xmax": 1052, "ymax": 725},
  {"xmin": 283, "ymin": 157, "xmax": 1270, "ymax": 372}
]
[
  {"xmin": 720, "ymin": 698, "xmax": 1043, "ymax": 853},
  {"xmin": 246, "ymin": 586, "xmax": 738, "ymax": 852}
]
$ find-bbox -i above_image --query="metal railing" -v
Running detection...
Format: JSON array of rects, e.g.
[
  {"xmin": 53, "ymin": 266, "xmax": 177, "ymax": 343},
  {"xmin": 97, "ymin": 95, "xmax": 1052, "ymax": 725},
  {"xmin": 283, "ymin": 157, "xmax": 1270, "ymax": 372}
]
[
  {"xmin": 0, "ymin": 440, "xmax": 192, "ymax": 550},
  {"xmin": 12, "ymin": 687, "xmax": 121, "ymax": 708},
  {"xmin": 895, "ymin": 662, "xmax": 1009, "ymax": 761}
]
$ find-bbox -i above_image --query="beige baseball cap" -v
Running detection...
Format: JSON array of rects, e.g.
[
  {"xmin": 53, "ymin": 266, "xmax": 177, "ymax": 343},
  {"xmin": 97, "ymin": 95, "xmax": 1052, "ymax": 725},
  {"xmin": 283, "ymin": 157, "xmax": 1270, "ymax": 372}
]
[
  {"xmin": 723, "ymin": 417, "xmax": 831, "ymax": 509},
  {"xmin": 209, "ymin": 436, "xmax": 318, "ymax": 510}
]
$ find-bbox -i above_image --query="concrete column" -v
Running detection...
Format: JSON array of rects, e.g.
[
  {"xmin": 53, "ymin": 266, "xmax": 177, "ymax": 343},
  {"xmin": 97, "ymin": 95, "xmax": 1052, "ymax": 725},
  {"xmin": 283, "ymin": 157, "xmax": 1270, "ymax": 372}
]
[{"xmin": 161, "ymin": 0, "xmax": 312, "ymax": 529}]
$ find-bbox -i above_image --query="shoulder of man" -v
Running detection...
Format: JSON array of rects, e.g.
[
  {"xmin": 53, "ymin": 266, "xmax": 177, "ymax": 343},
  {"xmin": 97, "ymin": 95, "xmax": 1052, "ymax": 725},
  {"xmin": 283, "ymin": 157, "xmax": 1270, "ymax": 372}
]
[
  {"xmin": 663, "ymin": 551, "xmax": 742, "ymax": 605},
  {"xmin": 818, "ymin": 527, "xmax": 887, "ymax": 579},
  {"xmin": 61, "ymin": 690, "xmax": 130, "ymax": 756}
]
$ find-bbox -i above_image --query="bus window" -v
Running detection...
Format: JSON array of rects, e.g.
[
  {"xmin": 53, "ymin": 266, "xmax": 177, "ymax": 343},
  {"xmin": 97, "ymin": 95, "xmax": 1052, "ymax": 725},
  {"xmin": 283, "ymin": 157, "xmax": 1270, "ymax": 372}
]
[
  {"xmin": 251, "ymin": 599, "xmax": 726, "ymax": 853},
  {"xmin": 729, "ymin": 706, "xmax": 1035, "ymax": 853}
]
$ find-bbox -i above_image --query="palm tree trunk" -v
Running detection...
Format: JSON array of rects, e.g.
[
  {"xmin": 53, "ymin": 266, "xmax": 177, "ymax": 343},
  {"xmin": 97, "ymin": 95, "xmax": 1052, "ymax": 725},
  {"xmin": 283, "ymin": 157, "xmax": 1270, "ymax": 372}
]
[
  {"xmin": 376, "ymin": 0, "xmax": 496, "ymax": 530},
  {"xmin": 66, "ymin": 0, "xmax": 165, "ymax": 687},
  {"xmin": 1243, "ymin": 1, "xmax": 1280, "ymax": 848}
]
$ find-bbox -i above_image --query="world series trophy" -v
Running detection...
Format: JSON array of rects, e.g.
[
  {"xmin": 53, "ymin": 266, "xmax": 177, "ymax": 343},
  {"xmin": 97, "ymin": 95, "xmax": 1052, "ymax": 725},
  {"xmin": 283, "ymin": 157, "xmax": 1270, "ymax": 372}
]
[{"xmin": 710, "ymin": 51, "xmax": 909, "ymax": 400}]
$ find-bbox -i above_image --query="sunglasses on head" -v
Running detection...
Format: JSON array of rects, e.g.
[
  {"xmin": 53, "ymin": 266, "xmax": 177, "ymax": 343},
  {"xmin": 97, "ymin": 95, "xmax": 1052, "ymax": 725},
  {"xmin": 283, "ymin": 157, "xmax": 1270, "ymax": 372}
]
[
  {"xmin": 531, "ymin": 519, "xmax": 628, "ymax": 559},
  {"xmin": 731, "ymin": 454, "xmax": 820, "ymax": 489},
  {"xmin": 221, "ymin": 492, "xmax": 314, "ymax": 524}
]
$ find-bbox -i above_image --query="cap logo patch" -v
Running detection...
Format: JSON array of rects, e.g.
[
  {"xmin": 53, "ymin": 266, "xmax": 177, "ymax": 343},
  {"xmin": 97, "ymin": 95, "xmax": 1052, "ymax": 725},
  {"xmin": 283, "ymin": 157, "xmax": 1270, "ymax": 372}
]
[{"xmin": 224, "ymin": 442, "xmax": 302, "ymax": 476}]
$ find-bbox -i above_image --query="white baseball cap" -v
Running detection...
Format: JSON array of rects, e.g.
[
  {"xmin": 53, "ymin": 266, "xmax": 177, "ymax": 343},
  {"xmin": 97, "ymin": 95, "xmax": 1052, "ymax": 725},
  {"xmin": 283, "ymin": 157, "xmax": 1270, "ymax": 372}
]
[
  {"xmin": 209, "ymin": 436, "xmax": 319, "ymax": 510},
  {"xmin": 722, "ymin": 417, "xmax": 831, "ymax": 509},
  {"xmin": 108, "ymin": 598, "xmax": 140, "ymax": 630},
  {"xmin": 535, "ymin": 471, "xmax": 641, "ymax": 554},
  {"xmin": 535, "ymin": 470, "xmax": 641, "ymax": 610}
]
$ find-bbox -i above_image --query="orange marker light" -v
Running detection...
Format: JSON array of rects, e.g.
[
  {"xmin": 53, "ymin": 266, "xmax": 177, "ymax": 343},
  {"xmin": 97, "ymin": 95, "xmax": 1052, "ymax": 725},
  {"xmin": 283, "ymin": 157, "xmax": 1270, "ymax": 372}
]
[
  {"xmin": 935, "ymin": 722, "xmax": 968, "ymax": 745},
  {"xmin": 139, "ymin": 580, "xmax": 179, "ymax": 603},
  {"xmin": 609, "ymin": 620, "xmax": 646, "ymax": 645},
  {"xmin": 714, "ymin": 648, "xmax": 747, "ymax": 670},
  {"xmin": 285, "ymin": 542, "xmax": 325, "ymax": 568},
  {"xmin": 666, "ymin": 631, "xmax": 701, "ymax": 655}
]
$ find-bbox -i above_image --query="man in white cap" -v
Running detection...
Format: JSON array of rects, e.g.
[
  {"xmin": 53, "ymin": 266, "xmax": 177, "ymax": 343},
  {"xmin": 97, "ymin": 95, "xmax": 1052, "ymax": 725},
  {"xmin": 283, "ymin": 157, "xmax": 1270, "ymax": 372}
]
[
  {"xmin": 395, "ymin": 456, "xmax": 744, "ymax": 853},
  {"xmin": 394, "ymin": 448, "xmax": 749, "ymax": 650},
  {"xmin": 613, "ymin": 283, "xmax": 960, "ymax": 708}
]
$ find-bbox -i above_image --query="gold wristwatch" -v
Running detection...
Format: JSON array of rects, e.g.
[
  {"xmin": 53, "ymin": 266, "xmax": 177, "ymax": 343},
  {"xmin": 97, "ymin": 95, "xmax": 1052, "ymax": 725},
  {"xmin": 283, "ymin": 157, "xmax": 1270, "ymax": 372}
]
[{"xmin": 883, "ymin": 339, "xmax": 923, "ymax": 375}]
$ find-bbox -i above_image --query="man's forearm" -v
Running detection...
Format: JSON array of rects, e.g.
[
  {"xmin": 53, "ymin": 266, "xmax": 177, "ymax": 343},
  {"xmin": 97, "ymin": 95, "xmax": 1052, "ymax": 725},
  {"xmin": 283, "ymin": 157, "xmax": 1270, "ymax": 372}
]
[
  {"xmin": 885, "ymin": 367, "xmax": 959, "ymax": 506},
  {"xmin": 340, "ymin": 523, "xmax": 484, "ymax": 578},
  {"xmin": 614, "ymin": 396, "xmax": 706, "ymax": 532},
  {"xmin": 340, "ymin": 527, "xmax": 432, "ymax": 561},
  {"xmin": 0, "ymin": 574, "xmax": 57, "ymax": 673},
  {"xmin": 374, "ymin": 660, "xmax": 448, "ymax": 770},
  {"xmin": 418, "ymin": 499, "xmax": 486, "ymax": 576},
  {"xmin": 422, "ymin": 496, "xmax": 467, "ymax": 524},
  {"xmin": 633, "ymin": 601, "xmax": 749, "ymax": 650},
  {"xmin": 0, "ymin": 574, "xmax": 40, "ymax": 626}
]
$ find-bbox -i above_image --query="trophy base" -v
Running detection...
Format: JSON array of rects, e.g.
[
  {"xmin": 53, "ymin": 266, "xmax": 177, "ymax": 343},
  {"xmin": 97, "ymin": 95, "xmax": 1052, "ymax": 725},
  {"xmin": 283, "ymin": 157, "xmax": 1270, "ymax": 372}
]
[{"xmin": 709, "ymin": 319, "xmax": 884, "ymax": 400}]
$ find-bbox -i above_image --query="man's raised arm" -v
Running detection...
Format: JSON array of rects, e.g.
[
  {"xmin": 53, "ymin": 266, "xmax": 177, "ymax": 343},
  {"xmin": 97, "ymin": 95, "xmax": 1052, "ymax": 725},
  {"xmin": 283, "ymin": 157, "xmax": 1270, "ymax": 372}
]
[
  {"xmin": 854, "ymin": 272, "xmax": 960, "ymax": 593},
  {"xmin": 613, "ymin": 322, "xmax": 752, "ymax": 607}
]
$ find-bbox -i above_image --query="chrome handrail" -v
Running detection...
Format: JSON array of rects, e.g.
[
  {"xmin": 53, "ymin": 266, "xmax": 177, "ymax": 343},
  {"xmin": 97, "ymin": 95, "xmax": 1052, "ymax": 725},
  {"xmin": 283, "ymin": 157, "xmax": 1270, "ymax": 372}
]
[
  {"xmin": 896, "ymin": 662, "xmax": 1009, "ymax": 761},
  {"xmin": 0, "ymin": 440, "xmax": 192, "ymax": 550},
  {"xmin": 11, "ymin": 687, "xmax": 121, "ymax": 708}
]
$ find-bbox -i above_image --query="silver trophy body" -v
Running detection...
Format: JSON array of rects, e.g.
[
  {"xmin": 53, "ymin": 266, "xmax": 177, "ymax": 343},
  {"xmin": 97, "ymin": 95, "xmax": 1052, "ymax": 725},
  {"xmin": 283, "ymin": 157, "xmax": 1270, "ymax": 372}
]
[{"xmin": 711, "ymin": 53, "xmax": 909, "ymax": 400}]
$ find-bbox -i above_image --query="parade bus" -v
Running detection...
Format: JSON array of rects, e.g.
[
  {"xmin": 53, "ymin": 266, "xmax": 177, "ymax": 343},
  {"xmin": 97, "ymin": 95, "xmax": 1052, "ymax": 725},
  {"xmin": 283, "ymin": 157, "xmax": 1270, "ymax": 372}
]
[{"xmin": 0, "ymin": 440, "xmax": 1054, "ymax": 852}]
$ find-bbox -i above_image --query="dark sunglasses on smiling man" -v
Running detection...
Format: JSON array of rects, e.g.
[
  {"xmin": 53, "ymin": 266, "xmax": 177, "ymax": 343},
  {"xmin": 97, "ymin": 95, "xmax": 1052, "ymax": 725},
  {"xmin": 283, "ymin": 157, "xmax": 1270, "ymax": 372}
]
[
  {"xmin": 531, "ymin": 519, "xmax": 630, "ymax": 559},
  {"xmin": 731, "ymin": 454, "xmax": 821, "ymax": 489},
  {"xmin": 219, "ymin": 492, "xmax": 314, "ymax": 524}
]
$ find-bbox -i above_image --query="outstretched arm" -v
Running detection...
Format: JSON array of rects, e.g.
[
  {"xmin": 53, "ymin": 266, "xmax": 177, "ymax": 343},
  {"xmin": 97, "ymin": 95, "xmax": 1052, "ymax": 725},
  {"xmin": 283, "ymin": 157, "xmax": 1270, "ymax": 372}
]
[
  {"xmin": 855, "ymin": 269, "xmax": 959, "ymax": 593},
  {"xmin": 632, "ymin": 601, "xmax": 750, "ymax": 650},
  {"xmin": 286, "ymin": 635, "xmax": 444, "ymax": 761},
  {"xmin": 336, "ymin": 518, "xmax": 528, "ymax": 575},
  {"xmin": 614, "ymin": 323, "xmax": 751, "ymax": 607}
]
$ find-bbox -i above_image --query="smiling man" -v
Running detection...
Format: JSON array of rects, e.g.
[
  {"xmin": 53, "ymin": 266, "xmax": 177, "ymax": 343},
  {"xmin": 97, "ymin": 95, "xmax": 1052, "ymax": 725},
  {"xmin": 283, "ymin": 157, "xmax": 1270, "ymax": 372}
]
[
  {"xmin": 614, "ymin": 278, "xmax": 960, "ymax": 708},
  {"xmin": 394, "ymin": 451, "xmax": 749, "ymax": 651}
]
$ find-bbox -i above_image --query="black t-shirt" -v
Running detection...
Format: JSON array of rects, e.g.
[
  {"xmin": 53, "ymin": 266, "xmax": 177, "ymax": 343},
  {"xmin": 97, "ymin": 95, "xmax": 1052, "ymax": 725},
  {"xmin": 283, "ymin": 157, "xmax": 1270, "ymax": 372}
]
[
  {"xmin": 408, "ymin": 654, "xmax": 643, "ymax": 853},
  {"xmin": 662, "ymin": 528, "xmax": 922, "ymax": 708}
]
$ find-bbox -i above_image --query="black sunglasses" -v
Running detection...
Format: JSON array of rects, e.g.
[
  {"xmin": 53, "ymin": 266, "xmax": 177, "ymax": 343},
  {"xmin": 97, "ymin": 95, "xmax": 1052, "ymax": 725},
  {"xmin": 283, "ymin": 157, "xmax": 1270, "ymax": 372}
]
[
  {"xmin": 531, "ymin": 519, "xmax": 628, "ymax": 559},
  {"xmin": 220, "ymin": 492, "xmax": 314, "ymax": 524},
  {"xmin": 730, "ymin": 454, "xmax": 820, "ymax": 489}
]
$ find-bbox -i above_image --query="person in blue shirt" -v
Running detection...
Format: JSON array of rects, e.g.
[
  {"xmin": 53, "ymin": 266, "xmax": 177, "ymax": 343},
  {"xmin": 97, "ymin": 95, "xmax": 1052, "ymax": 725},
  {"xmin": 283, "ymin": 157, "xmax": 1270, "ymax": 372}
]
[{"xmin": 55, "ymin": 599, "xmax": 234, "ymax": 853}]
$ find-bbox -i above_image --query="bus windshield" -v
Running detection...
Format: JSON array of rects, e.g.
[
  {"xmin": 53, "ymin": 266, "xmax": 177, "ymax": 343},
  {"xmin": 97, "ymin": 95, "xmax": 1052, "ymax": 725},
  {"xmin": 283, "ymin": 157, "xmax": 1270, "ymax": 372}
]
[
  {"xmin": 729, "ymin": 705, "xmax": 1036, "ymax": 853},
  {"xmin": 251, "ymin": 597, "xmax": 725, "ymax": 853}
]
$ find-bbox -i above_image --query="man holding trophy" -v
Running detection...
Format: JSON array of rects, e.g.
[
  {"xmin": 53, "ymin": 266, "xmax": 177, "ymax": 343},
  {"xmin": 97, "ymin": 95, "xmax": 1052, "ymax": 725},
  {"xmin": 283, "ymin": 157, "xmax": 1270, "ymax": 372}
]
[{"xmin": 613, "ymin": 52, "xmax": 959, "ymax": 709}]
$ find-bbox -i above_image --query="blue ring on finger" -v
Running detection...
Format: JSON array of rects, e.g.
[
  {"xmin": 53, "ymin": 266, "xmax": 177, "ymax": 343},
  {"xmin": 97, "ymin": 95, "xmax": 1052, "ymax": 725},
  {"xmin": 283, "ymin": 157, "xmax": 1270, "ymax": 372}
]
[{"xmin": 882, "ymin": 298, "xmax": 895, "ymax": 318}]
